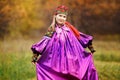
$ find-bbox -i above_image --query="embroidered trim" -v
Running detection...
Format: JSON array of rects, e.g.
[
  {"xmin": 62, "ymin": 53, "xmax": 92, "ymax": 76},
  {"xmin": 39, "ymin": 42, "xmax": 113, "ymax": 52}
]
[{"xmin": 45, "ymin": 26, "xmax": 55, "ymax": 37}]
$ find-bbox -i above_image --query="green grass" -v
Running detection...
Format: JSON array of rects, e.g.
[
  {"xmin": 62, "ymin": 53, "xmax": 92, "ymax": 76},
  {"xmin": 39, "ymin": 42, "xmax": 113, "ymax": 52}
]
[
  {"xmin": 0, "ymin": 39, "xmax": 120, "ymax": 80},
  {"xmin": 0, "ymin": 39, "xmax": 37, "ymax": 80},
  {"xmin": 0, "ymin": 53, "xmax": 36, "ymax": 80},
  {"xmin": 93, "ymin": 40, "xmax": 120, "ymax": 62},
  {"xmin": 95, "ymin": 61, "xmax": 120, "ymax": 80}
]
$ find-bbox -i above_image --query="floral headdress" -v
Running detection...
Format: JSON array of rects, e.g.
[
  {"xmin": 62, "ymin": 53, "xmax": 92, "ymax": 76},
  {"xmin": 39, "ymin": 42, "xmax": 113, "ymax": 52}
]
[{"xmin": 54, "ymin": 5, "xmax": 68, "ymax": 15}]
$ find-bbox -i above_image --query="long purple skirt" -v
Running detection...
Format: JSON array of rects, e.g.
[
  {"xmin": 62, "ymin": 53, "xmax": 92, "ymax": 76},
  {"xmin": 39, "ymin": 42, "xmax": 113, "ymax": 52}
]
[{"xmin": 31, "ymin": 25, "xmax": 98, "ymax": 80}]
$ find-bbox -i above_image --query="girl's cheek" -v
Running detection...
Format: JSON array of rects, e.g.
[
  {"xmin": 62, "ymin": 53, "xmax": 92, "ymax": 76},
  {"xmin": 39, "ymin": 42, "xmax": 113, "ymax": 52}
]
[{"xmin": 63, "ymin": 18, "xmax": 66, "ymax": 21}]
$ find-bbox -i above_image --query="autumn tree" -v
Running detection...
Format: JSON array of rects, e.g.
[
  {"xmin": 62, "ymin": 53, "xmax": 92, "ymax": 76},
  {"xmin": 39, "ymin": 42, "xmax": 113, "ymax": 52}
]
[{"xmin": 0, "ymin": 0, "xmax": 12, "ymax": 39}]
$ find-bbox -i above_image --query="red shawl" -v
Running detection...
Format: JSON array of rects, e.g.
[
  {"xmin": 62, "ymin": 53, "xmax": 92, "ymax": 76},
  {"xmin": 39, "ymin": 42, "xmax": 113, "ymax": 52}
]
[{"xmin": 65, "ymin": 21, "xmax": 80, "ymax": 39}]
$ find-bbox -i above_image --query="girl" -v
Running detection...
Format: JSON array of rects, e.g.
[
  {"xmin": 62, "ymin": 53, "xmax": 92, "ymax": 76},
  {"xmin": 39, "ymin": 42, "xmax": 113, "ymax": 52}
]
[{"xmin": 31, "ymin": 5, "xmax": 98, "ymax": 80}]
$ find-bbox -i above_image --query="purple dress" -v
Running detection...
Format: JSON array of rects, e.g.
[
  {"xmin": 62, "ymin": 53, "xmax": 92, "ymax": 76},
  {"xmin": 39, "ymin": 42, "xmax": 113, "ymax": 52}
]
[{"xmin": 31, "ymin": 24, "xmax": 98, "ymax": 80}]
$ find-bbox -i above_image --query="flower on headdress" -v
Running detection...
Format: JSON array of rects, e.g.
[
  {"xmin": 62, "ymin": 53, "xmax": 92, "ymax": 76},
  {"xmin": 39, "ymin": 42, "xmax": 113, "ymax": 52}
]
[{"xmin": 61, "ymin": 10, "xmax": 65, "ymax": 12}]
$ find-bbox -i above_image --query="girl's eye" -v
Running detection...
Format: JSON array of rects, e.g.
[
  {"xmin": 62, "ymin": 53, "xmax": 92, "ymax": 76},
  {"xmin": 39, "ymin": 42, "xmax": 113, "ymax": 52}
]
[
  {"xmin": 59, "ymin": 15, "xmax": 62, "ymax": 17},
  {"xmin": 63, "ymin": 16, "xmax": 66, "ymax": 18}
]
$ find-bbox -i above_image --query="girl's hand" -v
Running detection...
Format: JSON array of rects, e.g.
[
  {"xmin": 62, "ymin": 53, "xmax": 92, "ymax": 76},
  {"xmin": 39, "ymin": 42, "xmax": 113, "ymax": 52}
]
[
  {"xmin": 51, "ymin": 15, "xmax": 56, "ymax": 27},
  {"xmin": 31, "ymin": 53, "xmax": 38, "ymax": 65},
  {"xmin": 32, "ymin": 61, "xmax": 37, "ymax": 65}
]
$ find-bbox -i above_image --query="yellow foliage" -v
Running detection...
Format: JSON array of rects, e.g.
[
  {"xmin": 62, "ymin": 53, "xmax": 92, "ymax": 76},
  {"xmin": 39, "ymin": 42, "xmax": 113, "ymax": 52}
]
[{"xmin": 0, "ymin": 0, "xmax": 120, "ymax": 39}]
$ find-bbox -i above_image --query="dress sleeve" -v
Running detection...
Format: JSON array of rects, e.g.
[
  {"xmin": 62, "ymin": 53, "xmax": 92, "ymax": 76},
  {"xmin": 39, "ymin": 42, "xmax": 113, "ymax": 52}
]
[
  {"xmin": 78, "ymin": 32, "xmax": 93, "ymax": 48},
  {"xmin": 31, "ymin": 26, "xmax": 55, "ymax": 55},
  {"xmin": 31, "ymin": 36, "xmax": 51, "ymax": 55}
]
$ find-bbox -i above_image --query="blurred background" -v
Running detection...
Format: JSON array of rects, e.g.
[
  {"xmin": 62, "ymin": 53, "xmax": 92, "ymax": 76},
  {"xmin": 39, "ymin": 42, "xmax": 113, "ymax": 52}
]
[{"xmin": 0, "ymin": 0, "xmax": 120, "ymax": 80}]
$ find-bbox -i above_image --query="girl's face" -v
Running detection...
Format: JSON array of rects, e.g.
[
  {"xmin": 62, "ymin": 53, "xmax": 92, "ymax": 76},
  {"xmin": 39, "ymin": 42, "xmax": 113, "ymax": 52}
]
[{"xmin": 55, "ymin": 14, "xmax": 67, "ymax": 25}]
